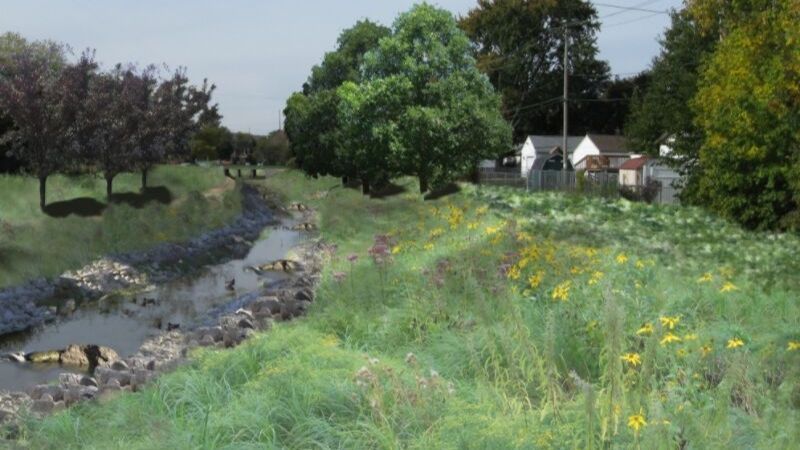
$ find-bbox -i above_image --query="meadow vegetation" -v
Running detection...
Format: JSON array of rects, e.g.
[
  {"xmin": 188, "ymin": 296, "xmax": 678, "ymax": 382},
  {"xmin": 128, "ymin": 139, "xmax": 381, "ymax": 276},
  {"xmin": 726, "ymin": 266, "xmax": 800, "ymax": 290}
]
[
  {"xmin": 14, "ymin": 171, "xmax": 800, "ymax": 449},
  {"xmin": 0, "ymin": 165, "xmax": 241, "ymax": 288}
]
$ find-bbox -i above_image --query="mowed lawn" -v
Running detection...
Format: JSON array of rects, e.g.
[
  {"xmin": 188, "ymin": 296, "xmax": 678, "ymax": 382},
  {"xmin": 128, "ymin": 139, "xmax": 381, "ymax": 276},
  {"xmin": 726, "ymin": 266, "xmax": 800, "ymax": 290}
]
[
  {"xmin": 0, "ymin": 165, "xmax": 241, "ymax": 288},
  {"xmin": 14, "ymin": 171, "xmax": 800, "ymax": 449}
]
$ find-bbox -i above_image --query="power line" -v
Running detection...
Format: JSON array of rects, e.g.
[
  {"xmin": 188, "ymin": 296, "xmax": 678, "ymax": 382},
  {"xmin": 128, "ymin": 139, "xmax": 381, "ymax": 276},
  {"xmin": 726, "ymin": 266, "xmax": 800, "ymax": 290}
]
[
  {"xmin": 595, "ymin": 2, "xmax": 669, "ymax": 15},
  {"xmin": 605, "ymin": 12, "xmax": 667, "ymax": 28},
  {"xmin": 598, "ymin": 0, "xmax": 665, "ymax": 19}
]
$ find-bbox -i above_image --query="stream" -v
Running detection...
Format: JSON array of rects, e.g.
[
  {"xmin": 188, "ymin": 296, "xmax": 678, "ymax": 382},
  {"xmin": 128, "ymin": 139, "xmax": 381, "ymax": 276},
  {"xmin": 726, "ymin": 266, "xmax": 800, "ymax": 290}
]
[{"xmin": 0, "ymin": 221, "xmax": 302, "ymax": 392}]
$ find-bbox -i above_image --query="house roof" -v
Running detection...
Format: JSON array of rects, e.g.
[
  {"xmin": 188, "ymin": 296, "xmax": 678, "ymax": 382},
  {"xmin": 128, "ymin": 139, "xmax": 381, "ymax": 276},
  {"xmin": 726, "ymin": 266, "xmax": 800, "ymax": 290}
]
[
  {"xmin": 529, "ymin": 135, "xmax": 583, "ymax": 154},
  {"xmin": 619, "ymin": 157, "xmax": 648, "ymax": 170},
  {"xmin": 586, "ymin": 134, "xmax": 631, "ymax": 154}
]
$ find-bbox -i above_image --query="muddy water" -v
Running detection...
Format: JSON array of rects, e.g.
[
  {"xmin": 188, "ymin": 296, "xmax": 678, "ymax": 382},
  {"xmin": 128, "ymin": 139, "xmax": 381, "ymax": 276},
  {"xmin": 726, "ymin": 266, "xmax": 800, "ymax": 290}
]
[{"xmin": 0, "ymin": 224, "xmax": 302, "ymax": 392}]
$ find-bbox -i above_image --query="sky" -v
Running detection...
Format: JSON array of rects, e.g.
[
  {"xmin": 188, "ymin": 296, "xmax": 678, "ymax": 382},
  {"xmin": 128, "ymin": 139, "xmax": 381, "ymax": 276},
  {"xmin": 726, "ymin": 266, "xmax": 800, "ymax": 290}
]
[{"xmin": 0, "ymin": 0, "xmax": 684, "ymax": 134}]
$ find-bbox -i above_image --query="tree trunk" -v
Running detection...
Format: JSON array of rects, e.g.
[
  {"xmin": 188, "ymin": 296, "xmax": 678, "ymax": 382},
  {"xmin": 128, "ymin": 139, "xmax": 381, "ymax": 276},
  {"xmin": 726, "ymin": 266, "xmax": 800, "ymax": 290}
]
[
  {"xmin": 419, "ymin": 174, "xmax": 429, "ymax": 194},
  {"xmin": 141, "ymin": 169, "xmax": 148, "ymax": 190},
  {"xmin": 39, "ymin": 176, "xmax": 47, "ymax": 210},
  {"xmin": 106, "ymin": 176, "xmax": 114, "ymax": 200},
  {"xmin": 342, "ymin": 176, "xmax": 348, "ymax": 186},
  {"xmin": 361, "ymin": 179, "xmax": 370, "ymax": 195}
]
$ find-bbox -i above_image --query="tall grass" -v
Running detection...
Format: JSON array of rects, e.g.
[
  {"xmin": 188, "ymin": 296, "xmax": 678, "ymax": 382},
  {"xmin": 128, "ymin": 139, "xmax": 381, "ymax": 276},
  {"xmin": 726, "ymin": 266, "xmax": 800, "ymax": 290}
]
[
  {"xmin": 14, "ymin": 171, "xmax": 800, "ymax": 449},
  {"xmin": 0, "ymin": 165, "xmax": 241, "ymax": 288}
]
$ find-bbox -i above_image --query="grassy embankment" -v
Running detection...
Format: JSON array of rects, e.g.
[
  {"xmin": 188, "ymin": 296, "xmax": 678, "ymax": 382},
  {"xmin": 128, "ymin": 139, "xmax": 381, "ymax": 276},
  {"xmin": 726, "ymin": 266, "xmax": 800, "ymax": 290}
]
[
  {"xmin": 0, "ymin": 165, "xmax": 241, "ymax": 288},
  {"xmin": 14, "ymin": 171, "xmax": 800, "ymax": 449}
]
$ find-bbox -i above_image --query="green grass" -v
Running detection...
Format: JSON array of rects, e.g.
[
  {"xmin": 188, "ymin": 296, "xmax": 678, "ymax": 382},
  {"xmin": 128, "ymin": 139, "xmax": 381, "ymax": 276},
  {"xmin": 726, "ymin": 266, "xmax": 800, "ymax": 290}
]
[
  {"xmin": 13, "ymin": 171, "xmax": 800, "ymax": 449},
  {"xmin": 0, "ymin": 165, "xmax": 241, "ymax": 288}
]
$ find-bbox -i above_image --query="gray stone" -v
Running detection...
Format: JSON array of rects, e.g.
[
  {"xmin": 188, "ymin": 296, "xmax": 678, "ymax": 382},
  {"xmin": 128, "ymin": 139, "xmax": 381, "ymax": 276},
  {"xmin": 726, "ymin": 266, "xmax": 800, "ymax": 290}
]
[
  {"xmin": 79, "ymin": 386, "xmax": 99, "ymax": 400},
  {"xmin": 146, "ymin": 360, "xmax": 157, "ymax": 371},
  {"xmin": 58, "ymin": 372, "xmax": 83, "ymax": 388},
  {"xmin": 199, "ymin": 335, "xmax": 216, "ymax": 347},
  {"xmin": 237, "ymin": 318, "xmax": 255, "ymax": 330},
  {"xmin": 111, "ymin": 360, "xmax": 129, "ymax": 371},
  {"xmin": 31, "ymin": 394, "xmax": 54, "ymax": 413},
  {"xmin": 0, "ymin": 408, "xmax": 16, "ymax": 422},
  {"xmin": 104, "ymin": 379, "xmax": 121, "ymax": 391},
  {"xmin": 80, "ymin": 376, "xmax": 98, "ymax": 388}
]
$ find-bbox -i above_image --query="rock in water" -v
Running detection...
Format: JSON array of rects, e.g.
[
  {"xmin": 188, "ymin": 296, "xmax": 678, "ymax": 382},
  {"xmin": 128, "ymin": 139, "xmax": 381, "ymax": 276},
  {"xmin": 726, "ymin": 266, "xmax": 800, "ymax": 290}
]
[{"xmin": 59, "ymin": 345, "xmax": 90, "ymax": 366}]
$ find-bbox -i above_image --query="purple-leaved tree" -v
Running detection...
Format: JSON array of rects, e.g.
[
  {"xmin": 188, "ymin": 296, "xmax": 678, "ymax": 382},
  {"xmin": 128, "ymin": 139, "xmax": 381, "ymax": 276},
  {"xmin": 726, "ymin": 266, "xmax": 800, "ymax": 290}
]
[{"xmin": 0, "ymin": 45, "xmax": 96, "ymax": 209}]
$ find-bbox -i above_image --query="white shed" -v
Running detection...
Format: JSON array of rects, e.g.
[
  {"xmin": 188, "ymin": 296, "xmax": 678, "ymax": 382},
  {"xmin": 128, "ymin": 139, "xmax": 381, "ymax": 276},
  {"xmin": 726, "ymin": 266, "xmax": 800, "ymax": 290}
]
[{"xmin": 520, "ymin": 135, "xmax": 583, "ymax": 178}]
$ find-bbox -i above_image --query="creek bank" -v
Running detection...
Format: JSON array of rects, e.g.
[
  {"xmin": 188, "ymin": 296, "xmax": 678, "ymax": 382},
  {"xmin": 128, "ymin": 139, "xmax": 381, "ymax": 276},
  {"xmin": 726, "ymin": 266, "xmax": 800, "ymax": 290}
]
[
  {"xmin": 0, "ymin": 236, "xmax": 331, "ymax": 435},
  {"xmin": 0, "ymin": 184, "xmax": 276, "ymax": 336},
  {"xmin": 0, "ymin": 194, "xmax": 330, "ymax": 436}
]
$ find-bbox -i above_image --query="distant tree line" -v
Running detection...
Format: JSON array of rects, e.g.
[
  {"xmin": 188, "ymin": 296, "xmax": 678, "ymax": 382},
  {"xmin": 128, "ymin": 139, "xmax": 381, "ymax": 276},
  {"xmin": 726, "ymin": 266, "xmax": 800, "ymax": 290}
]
[
  {"xmin": 284, "ymin": 5, "xmax": 511, "ymax": 194},
  {"xmin": 0, "ymin": 33, "xmax": 218, "ymax": 209},
  {"xmin": 189, "ymin": 125, "xmax": 290, "ymax": 166}
]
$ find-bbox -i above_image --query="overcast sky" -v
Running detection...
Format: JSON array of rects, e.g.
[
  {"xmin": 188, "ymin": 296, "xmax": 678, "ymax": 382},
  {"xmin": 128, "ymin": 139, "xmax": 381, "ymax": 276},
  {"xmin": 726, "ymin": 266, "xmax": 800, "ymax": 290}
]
[{"xmin": 0, "ymin": 1, "xmax": 683, "ymax": 134}]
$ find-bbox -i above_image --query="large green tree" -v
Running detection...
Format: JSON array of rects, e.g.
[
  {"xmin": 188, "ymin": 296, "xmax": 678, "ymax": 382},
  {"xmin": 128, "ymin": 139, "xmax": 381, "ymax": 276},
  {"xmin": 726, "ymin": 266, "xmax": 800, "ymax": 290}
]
[
  {"xmin": 689, "ymin": 0, "xmax": 800, "ymax": 230},
  {"xmin": 625, "ymin": 9, "xmax": 718, "ymax": 200},
  {"xmin": 459, "ymin": 0, "xmax": 609, "ymax": 141},
  {"xmin": 339, "ymin": 3, "xmax": 511, "ymax": 193},
  {"xmin": 284, "ymin": 20, "xmax": 389, "ymax": 181}
]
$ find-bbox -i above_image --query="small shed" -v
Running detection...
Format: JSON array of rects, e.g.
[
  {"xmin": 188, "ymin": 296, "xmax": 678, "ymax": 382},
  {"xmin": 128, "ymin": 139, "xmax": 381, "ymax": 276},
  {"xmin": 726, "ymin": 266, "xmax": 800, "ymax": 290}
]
[{"xmin": 619, "ymin": 157, "xmax": 649, "ymax": 186}]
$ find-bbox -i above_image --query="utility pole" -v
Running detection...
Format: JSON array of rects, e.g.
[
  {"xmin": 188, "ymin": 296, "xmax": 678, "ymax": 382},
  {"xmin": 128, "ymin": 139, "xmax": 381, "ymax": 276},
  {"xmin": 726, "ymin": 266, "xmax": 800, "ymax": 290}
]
[{"xmin": 562, "ymin": 24, "xmax": 569, "ymax": 175}]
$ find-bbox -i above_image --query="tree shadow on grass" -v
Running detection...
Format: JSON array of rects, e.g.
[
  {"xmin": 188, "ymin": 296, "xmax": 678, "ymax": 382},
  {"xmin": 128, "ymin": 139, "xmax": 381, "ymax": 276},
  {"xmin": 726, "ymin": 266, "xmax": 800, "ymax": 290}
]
[
  {"xmin": 424, "ymin": 183, "xmax": 461, "ymax": 201},
  {"xmin": 370, "ymin": 182, "xmax": 408, "ymax": 199},
  {"xmin": 110, "ymin": 186, "xmax": 173, "ymax": 209},
  {"xmin": 44, "ymin": 198, "xmax": 107, "ymax": 218}
]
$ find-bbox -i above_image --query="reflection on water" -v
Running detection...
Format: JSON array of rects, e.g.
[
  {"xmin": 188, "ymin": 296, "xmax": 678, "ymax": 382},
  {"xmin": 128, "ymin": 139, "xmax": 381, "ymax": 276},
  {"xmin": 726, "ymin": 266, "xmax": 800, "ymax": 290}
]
[{"xmin": 0, "ymin": 224, "xmax": 302, "ymax": 392}]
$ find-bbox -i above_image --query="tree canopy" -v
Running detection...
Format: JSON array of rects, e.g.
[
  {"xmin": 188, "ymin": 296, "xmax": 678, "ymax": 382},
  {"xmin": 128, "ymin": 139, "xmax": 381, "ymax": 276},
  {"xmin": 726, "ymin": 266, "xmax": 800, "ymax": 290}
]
[
  {"xmin": 338, "ymin": 3, "xmax": 511, "ymax": 192},
  {"xmin": 689, "ymin": 0, "xmax": 800, "ymax": 229},
  {"xmin": 459, "ymin": 0, "xmax": 610, "ymax": 141}
]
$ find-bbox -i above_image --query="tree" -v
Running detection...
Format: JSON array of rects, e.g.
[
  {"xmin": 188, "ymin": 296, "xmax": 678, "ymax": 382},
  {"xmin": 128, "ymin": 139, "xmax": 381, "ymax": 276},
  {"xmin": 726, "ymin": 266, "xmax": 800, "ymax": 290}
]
[
  {"xmin": 285, "ymin": 20, "xmax": 389, "ymax": 180},
  {"xmin": 625, "ymin": 9, "xmax": 718, "ymax": 201},
  {"xmin": 253, "ymin": 130, "xmax": 290, "ymax": 165},
  {"xmin": 0, "ymin": 45, "xmax": 95, "ymax": 208},
  {"xmin": 81, "ymin": 65, "xmax": 154, "ymax": 198},
  {"xmin": 340, "ymin": 3, "xmax": 512, "ymax": 193},
  {"xmin": 460, "ymin": 0, "xmax": 609, "ymax": 141},
  {"xmin": 0, "ymin": 33, "xmax": 66, "ymax": 174},
  {"xmin": 689, "ymin": 0, "xmax": 800, "ymax": 229},
  {"xmin": 189, "ymin": 124, "xmax": 233, "ymax": 161}
]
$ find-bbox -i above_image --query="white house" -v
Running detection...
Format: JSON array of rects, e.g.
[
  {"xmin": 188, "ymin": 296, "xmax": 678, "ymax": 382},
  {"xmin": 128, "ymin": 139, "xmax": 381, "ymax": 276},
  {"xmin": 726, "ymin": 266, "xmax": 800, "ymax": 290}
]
[
  {"xmin": 572, "ymin": 134, "xmax": 634, "ymax": 172},
  {"xmin": 520, "ymin": 135, "xmax": 583, "ymax": 178}
]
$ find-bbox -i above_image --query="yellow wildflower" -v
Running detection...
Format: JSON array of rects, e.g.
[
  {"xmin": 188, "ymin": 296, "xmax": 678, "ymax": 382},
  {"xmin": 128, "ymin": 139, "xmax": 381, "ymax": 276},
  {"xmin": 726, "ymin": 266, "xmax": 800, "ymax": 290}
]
[
  {"xmin": 528, "ymin": 271, "xmax": 544, "ymax": 289},
  {"xmin": 697, "ymin": 272, "xmax": 713, "ymax": 283},
  {"xmin": 627, "ymin": 411, "xmax": 647, "ymax": 433},
  {"xmin": 726, "ymin": 337, "xmax": 745, "ymax": 349},
  {"xmin": 660, "ymin": 333, "xmax": 682, "ymax": 346},
  {"xmin": 676, "ymin": 348, "xmax": 687, "ymax": 358},
  {"xmin": 636, "ymin": 323, "xmax": 654, "ymax": 336},
  {"xmin": 391, "ymin": 245, "xmax": 402, "ymax": 255},
  {"xmin": 517, "ymin": 257, "xmax": 530, "ymax": 269},
  {"xmin": 551, "ymin": 281, "xmax": 571, "ymax": 302},
  {"xmin": 570, "ymin": 266, "xmax": 584, "ymax": 275},
  {"xmin": 700, "ymin": 344, "xmax": 713, "ymax": 357},
  {"xmin": 467, "ymin": 222, "xmax": 479, "ymax": 231},
  {"xmin": 588, "ymin": 271, "xmax": 604, "ymax": 286},
  {"xmin": 516, "ymin": 231, "xmax": 533, "ymax": 242},
  {"xmin": 506, "ymin": 265, "xmax": 521, "ymax": 281},
  {"xmin": 476, "ymin": 205, "xmax": 489, "ymax": 216},
  {"xmin": 720, "ymin": 282, "xmax": 738, "ymax": 293},
  {"xmin": 429, "ymin": 228, "xmax": 445, "ymax": 239},
  {"xmin": 787, "ymin": 341, "xmax": 800, "ymax": 351},
  {"xmin": 635, "ymin": 260, "xmax": 646, "ymax": 269},
  {"xmin": 616, "ymin": 253, "xmax": 629, "ymax": 264},
  {"xmin": 683, "ymin": 333, "xmax": 699, "ymax": 341},
  {"xmin": 484, "ymin": 226, "xmax": 500, "ymax": 236},
  {"xmin": 621, "ymin": 353, "xmax": 642, "ymax": 367},
  {"xmin": 659, "ymin": 316, "xmax": 680, "ymax": 330},
  {"xmin": 423, "ymin": 243, "xmax": 434, "ymax": 251}
]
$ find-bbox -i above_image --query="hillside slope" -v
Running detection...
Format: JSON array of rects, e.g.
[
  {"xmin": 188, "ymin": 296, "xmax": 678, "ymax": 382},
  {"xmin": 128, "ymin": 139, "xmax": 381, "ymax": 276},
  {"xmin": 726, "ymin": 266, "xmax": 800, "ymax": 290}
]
[{"xmin": 16, "ymin": 172, "xmax": 799, "ymax": 449}]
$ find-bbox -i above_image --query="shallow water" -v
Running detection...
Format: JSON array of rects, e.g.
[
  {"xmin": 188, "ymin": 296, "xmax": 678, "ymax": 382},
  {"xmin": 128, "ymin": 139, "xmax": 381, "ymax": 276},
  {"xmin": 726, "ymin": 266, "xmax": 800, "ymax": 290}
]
[{"xmin": 0, "ymin": 223, "xmax": 302, "ymax": 392}]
